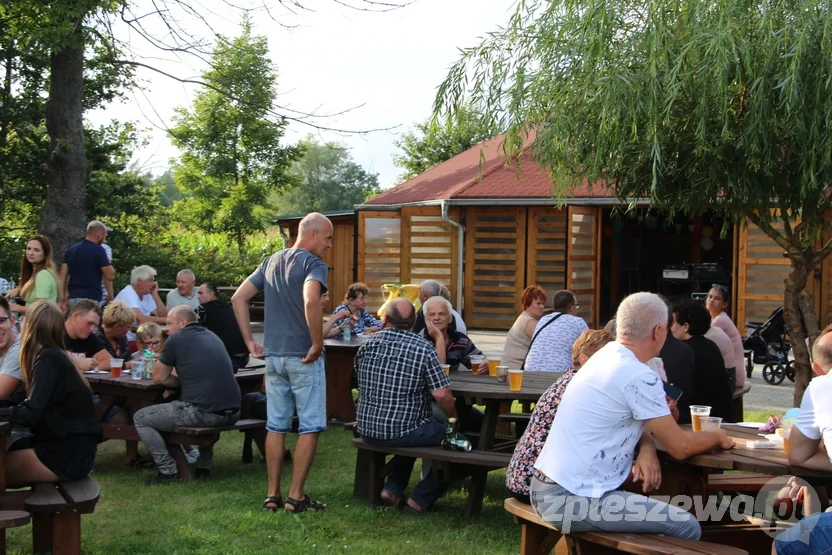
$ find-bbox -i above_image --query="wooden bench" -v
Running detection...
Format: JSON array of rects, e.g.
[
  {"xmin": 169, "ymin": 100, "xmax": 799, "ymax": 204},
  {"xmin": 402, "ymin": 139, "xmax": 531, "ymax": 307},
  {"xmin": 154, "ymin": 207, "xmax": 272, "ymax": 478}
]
[
  {"xmin": 352, "ymin": 437, "xmax": 511, "ymax": 516},
  {"xmin": 732, "ymin": 382, "xmax": 752, "ymax": 419},
  {"xmin": 504, "ymin": 498, "xmax": 749, "ymax": 555},
  {"xmin": 0, "ymin": 510, "xmax": 30, "ymax": 553},
  {"xmin": 24, "ymin": 476, "xmax": 100, "ymax": 555},
  {"xmin": 162, "ymin": 418, "xmax": 267, "ymax": 479}
]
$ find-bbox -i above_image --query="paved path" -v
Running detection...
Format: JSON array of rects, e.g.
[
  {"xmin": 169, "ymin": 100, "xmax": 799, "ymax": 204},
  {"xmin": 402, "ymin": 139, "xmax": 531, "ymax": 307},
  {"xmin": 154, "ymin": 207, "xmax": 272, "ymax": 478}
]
[{"xmin": 253, "ymin": 325, "xmax": 795, "ymax": 414}]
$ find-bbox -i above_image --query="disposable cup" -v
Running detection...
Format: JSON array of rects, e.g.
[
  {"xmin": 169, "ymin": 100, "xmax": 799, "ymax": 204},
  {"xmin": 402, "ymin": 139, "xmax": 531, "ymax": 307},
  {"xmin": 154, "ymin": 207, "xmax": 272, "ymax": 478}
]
[
  {"xmin": 783, "ymin": 427, "xmax": 791, "ymax": 454},
  {"xmin": 690, "ymin": 405, "xmax": 711, "ymax": 432},
  {"xmin": 488, "ymin": 359, "xmax": 500, "ymax": 376},
  {"xmin": 110, "ymin": 358, "xmax": 123, "ymax": 378},
  {"xmin": 700, "ymin": 417, "xmax": 723, "ymax": 432},
  {"xmin": 441, "ymin": 364, "xmax": 451, "ymax": 377},
  {"xmin": 496, "ymin": 365, "xmax": 509, "ymax": 383},
  {"xmin": 509, "ymin": 369, "xmax": 524, "ymax": 391}
]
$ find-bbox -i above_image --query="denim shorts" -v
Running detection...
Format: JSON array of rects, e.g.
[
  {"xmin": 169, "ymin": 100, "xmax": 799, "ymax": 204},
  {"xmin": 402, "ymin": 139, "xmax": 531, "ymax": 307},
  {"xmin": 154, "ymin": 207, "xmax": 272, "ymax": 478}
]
[
  {"xmin": 265, "ymin": 356, "xmax": 326, "ymax": 434},
  {"xmin": 774, "ymin": 511, "xmax": 832, "ymax": 554}
]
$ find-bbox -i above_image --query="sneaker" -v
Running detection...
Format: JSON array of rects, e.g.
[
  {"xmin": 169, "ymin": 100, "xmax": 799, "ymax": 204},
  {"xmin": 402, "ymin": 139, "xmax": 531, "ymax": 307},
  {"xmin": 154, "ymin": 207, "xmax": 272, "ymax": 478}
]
[
  {"xmin": 144, "ymin": 472, "xmax": 180, "ymax": 486},
  {"xmin": 185, "ymin": 449, "xmax": 200, "ymax": 464},
  {"xmin": 194, "ymin": 468, "xmax": 211, "ymax": 480}
]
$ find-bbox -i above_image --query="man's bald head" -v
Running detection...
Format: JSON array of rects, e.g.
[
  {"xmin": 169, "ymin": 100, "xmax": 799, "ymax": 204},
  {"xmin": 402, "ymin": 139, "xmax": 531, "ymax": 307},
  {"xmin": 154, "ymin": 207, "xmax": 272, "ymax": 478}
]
[
  {"xmin": 383, "ymin": 297, "xmax": 415, "ymax": 330},
  {"xmin": 812, "ymin": 325, "xmax": 832, "ymax": 375},
  {"xmin": 170, "ymin": 305, "xmax": 198, "ymax": 323},
  {"xmin": 296, "ymin": 212, "xmax": 333, "ymax": 257}
]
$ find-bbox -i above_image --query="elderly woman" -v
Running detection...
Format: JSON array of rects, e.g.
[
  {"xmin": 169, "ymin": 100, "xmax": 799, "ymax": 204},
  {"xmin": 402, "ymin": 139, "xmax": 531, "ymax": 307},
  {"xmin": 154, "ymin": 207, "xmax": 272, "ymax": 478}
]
[
  {"xmin": 331, "ymin": 283, "xmax": 381, "ymax": 338},
  {"xmin": 506, "ymin": 329, "xmax": 613, "ymax": 503},
  {"xmin": 94, "ymin": 301, "xmax": 135, "ymax": 360},
  {"xmin": 706, "ymin": 286, "xmax": 745, "ymax": 388},
  {"xmin": 672, "ymin": 300, "xmax": 734, "ymax": 422},
  {"xmin": 501, "ymin": 286, "xmax": 547, "ymax": 369},
  {"xmin": 421, "ymin": 296, "xmax": 488, "ymax": 374}
]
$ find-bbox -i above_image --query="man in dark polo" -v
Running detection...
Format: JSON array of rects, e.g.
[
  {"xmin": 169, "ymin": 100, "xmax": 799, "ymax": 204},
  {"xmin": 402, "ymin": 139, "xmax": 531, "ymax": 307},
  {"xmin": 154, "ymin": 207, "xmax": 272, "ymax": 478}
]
[
  {"xmin": 134, "ymin": 305, "xmax": 241, "ymax": 484},
  {"xmin": 196, "ymin": 282, "xmax": 249, "ymax": 370}
]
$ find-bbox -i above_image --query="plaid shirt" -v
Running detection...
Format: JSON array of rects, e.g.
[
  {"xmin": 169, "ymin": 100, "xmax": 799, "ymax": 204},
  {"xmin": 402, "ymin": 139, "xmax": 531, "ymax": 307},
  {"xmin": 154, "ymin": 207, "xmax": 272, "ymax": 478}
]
[{"xmin": 355, "ymin": 328, "xmax": 450, "ymax": 440}]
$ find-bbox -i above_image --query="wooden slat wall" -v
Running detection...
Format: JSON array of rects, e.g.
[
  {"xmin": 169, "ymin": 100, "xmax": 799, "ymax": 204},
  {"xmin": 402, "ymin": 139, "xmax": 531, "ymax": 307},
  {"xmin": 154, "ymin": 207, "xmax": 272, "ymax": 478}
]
[
  {"xmin": 357, "ymin": 210, "xmax": 402, "ymax": 315},
  {"xmin": 400, "ymin": 206, "xmax": 457, "ymax": 302},
  {"xmin": 736, "ymin": 218, "xmax": 790, "ymax": 335},
  {"xmin": 566, "ymin": 206, "xmax": 600, "ymax": 329},
  {"xmin": 464, "ymin": 207, "xmax": 527, "ymax": 330},
  {"xmin": 526, "ymin": 207, "xmax": 568, "ymax": 302}
]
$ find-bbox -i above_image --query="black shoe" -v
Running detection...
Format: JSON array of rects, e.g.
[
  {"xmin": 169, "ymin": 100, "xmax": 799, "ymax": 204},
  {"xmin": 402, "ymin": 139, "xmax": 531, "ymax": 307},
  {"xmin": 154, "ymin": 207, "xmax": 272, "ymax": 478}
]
[
  {"xmin": 194, "ymin": 468, "xmax": 211, "ymax": 480},
  {"xmin": 144, "ymin": 472, "xmax": 180, "ymax": 486}
]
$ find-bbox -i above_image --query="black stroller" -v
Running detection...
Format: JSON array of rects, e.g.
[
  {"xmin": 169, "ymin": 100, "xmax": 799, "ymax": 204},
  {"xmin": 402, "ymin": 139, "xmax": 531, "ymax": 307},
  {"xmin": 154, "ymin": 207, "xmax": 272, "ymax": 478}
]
[{"xmin": 743, "ymin": 307, "xmax": 794, "ymax": 385}]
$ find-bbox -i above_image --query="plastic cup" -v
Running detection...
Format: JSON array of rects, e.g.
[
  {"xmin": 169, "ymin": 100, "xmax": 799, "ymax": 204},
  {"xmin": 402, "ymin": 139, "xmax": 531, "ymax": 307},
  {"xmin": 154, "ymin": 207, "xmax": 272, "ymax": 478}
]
[
  {"xmin": 496, "ymin": 365, "xmax": 509, "ymax": 383},
  {"xmin": 488, "ymin": 359, "xmax": 500, "ymax": 376},
  {"xmin": 781, "ymin": 423, "xmax": 793, "ymax": 454},
  {"xmin": 441, "ymin": 364, "xmax": 450, "ymax": 377},
  {"xmin": 690, "ymin": 405, "xmax": 711, "ymax": 432},
  {"xmin": 110, "ymin": 358, "xmax": 123, "ymax": 378},
  {"xmin": 700, "ymin": 417, "xmax": 723, "ymax": 432},
  {"xmin": 509, "ymin": 369, "xmax": 524, "ymax": 391},
  {"xmin": 470, "ymin": 354, "xmax": 486, "ymax": 365}
]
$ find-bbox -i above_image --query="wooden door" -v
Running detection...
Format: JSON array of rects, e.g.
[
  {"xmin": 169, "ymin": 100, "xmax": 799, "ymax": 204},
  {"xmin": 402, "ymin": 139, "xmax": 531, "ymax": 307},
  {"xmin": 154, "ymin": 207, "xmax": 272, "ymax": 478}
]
[
  {"xmin": 463, "ymin": 207, "xmax": 527, "ymax": 330},
  {"xmin": 400, "ymin": 206, "xmax": 458, "ymax": 302},
  {"xmin": 526, "ymin": 207, "xmax": 568, "ymax": 299},
  {"xmin": 566, "ymin": 206, "xmax": 600, "ymax": 328},
  {"xmin": 357, "ymin": 211, "xmax": 402, "ymax": 314}
]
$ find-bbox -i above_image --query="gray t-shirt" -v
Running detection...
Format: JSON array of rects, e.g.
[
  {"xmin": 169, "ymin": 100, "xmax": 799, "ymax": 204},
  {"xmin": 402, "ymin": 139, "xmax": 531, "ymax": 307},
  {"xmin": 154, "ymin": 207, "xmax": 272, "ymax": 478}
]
[
  {"xmin": 165, "ymin": 289, "xmax": 200, "ymax": 311},
  {"xmin": 248, "ymin": 248, "xmax": 328, "ymax": 357},
  {"xmin": 158, "ymin": 324, "xmax": 241, "ymax": 412},
  {"xmin": 0, "ymin": 336, "xmax": 22, "ymax": 381}
]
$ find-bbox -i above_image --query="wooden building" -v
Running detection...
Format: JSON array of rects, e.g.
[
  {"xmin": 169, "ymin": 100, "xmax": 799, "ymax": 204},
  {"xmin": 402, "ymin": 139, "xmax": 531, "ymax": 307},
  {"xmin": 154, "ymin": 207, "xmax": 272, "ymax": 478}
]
[
  {"xmin": 273, "ymin": 211, "xmax": 356, "ymax": 314},
  {"xmin": 288, "ymin": 137, "xmax": 832, "ymax": 332}
]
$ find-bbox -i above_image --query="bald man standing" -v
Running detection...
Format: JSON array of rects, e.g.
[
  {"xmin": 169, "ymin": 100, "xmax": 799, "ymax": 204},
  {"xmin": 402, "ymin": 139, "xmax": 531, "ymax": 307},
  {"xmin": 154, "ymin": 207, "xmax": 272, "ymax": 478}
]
[{"xmin": 233, "ymin": 212, "xmax": 332, "ymax": 513}]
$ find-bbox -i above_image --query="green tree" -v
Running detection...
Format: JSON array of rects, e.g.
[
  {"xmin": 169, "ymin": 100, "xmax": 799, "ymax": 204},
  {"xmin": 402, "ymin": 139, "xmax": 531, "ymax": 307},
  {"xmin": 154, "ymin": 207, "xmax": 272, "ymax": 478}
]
[
  {"xmin": 276, "ymin": 136, "xmax": 380, "ymax": 214},
  {"xmin": 438, "ymin": 0, "xmax": 832, "ymax": 403},
  {"xmin": 169, "ymin": 16, "xmax": 301, "ymax": 251},
  {"xmin": 393, "ymin": 105, "xmax": 500, "ymax": 181}
]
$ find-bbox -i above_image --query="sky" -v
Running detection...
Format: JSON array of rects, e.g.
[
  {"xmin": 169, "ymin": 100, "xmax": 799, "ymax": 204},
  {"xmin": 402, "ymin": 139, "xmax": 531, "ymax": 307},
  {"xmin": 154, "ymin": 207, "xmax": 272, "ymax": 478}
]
[{"xmin": 86, "ymin": 0, "xmax": 519, "ymax": 189}]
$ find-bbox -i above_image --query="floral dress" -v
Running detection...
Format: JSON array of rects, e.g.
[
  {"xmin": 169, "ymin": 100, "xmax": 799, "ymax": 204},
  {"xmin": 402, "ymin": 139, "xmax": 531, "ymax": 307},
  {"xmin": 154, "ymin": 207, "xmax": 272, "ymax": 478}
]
[
  {"xmin": 505, "ymin": 367, "xmax": 576, "ymax": 496},
  {"xmin": 331, "ymin": 304, "xmax": 382, "ymax": 337}
]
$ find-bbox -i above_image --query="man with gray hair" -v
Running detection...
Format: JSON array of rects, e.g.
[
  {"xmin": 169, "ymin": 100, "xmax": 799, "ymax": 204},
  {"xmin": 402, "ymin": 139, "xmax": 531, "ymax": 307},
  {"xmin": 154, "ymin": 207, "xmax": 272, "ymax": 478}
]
[
  {"xmin": 412, "ymin": 279, "xmax": 467, "ymax": 335},
  {"xmin": 135, "ymin": 305, "xmax": 241, "ymax": 484},
  {"xmin": 530, "ymin": 292, "xmax": 735, "ymax": 540},
  {"xmin": 114, "ymin": 265, "xmax": 168, "ymax": 344},
  {"xmin": 60, "ymin": 220, "xmax": 116, "ymax": 309},
  {"xmin": 166, "ymin": 269, "xmax": 199, "ymax": 310}
]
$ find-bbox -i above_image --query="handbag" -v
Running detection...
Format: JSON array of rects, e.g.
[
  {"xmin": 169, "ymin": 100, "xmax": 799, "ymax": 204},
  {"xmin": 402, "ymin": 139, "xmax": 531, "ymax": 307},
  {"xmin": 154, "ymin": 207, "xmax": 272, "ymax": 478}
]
[{"xmin": 520, "ymin": 313, "xmax": 564, "ymax": 370}]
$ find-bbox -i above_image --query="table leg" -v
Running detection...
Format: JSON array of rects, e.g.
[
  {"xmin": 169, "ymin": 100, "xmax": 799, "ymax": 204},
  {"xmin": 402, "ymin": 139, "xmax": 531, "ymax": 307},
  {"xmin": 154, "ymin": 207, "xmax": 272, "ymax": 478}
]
[
  {"xmin": 325, "ymin": 351, "xmax": 357, "ymax": 422},
  {"xmin": 94, "ymin": 394, "xmax": 119, "ymax": 421},
  {"xmin": 477, "ymin": 400, "xmax": 501, "ymax": 451}
]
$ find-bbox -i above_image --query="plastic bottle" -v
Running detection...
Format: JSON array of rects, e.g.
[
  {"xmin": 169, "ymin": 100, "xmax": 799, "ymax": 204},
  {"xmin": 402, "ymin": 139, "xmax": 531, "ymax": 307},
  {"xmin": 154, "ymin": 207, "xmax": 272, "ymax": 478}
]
[{"xmin": 132, "ymin": 356, "xmax": 144, "ymax": 380}]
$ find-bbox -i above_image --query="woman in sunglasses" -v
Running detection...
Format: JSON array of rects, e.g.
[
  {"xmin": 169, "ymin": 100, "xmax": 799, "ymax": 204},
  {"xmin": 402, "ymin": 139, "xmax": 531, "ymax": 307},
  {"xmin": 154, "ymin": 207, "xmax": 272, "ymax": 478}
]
[{"xmin": 706, "ymin": 285, "xmax": 745, "ymax": 389}]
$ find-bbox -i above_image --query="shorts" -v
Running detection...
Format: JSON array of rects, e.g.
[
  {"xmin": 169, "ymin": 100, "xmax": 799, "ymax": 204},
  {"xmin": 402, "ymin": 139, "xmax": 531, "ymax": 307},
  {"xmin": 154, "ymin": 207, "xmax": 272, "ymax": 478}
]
[
  {"xmin": 265, "ymin": 356, "xmax": 326, "ymax": 435},
  {"xmin": 92, "ymin": 394, "xmax": 122, "ymax": 423},
  {"xmin": 9, "ymin": 435, "xmax": 98, "ymax": 481}
]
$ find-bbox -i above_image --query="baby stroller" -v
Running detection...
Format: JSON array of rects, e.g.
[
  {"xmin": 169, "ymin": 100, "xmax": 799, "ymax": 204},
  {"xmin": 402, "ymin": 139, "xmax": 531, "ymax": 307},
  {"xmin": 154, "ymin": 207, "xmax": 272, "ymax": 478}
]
[{"xmin": 743, "ymin": 307, "xmax": 794, "ymax": 385}]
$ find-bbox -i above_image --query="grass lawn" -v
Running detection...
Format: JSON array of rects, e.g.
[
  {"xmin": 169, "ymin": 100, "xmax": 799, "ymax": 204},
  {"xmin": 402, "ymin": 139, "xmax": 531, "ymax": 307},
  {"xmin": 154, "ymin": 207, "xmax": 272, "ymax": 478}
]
[{"xmin": 3, "ymin": 409, "xmax": 774, "ymax": 554}]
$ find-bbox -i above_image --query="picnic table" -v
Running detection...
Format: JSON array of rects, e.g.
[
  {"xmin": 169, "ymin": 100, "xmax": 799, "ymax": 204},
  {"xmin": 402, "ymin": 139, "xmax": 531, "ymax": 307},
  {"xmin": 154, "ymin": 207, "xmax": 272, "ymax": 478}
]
[
  {"xmin": 449, "ymin": 371, "xmax": 561, "ymax": 451},
  {"xmin": 323, "ymin": 336, "xmax": 371, "ymax": 422}
]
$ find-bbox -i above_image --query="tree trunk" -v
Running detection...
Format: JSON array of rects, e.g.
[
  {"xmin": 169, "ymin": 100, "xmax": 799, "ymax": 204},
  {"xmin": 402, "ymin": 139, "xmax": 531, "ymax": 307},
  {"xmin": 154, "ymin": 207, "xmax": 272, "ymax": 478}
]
[
  {"xmin": 38, "ymin": 27, "xmax": 89, "ymax": 263},
  {"xmin": 783, "ymin": 259, "xmax": 813, "ymax": 407}
]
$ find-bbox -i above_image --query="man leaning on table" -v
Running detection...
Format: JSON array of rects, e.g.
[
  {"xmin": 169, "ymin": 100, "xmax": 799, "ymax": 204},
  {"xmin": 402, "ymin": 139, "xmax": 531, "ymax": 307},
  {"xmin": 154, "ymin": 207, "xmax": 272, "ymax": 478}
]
[
  {"xmin": 355, "ymin": 297, "xmax": 456, "ymax": 512},
  {"xmin": 530, "ymin": 292, "xmax": 735, "ymax": 540},
  {"xmin": 771, "ymin": 324, "xmax": 832, "ymax": 555}
]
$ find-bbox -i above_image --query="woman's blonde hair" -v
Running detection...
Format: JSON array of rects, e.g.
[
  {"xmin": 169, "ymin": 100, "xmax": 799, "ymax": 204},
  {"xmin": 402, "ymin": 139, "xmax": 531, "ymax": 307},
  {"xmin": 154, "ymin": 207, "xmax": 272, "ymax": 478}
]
[
  {"xmin": 136, "ymin": 322, "xmax": 162, "ymax": 341},
  {"xmin": 571, "ymin": 329, "xmax": 614, "ymax": 368},
  {"xmin": 102, "ymin": 301, "xmax": 135, "ymax": 328},
  {"xmin": 19, "ymin": 300, "xmax": 91, "ymax": 393}
]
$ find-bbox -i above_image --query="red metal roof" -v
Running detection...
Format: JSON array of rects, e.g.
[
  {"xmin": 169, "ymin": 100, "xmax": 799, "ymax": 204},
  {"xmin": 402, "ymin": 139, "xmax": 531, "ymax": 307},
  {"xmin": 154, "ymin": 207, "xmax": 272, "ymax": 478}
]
[{"xmin": 365, "ymin": 134, "xmax": 616, "ymax": 205}]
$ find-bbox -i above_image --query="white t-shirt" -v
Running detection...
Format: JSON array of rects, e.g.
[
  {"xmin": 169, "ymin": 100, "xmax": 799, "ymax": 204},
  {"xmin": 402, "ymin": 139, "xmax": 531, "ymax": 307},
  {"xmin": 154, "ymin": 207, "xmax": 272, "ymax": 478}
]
[
  {"xmin": 534, "ymin": 342, "xmax": 670, "ymax": 496},
  {"xmin": 115, "ymin": 285, "xmax": 158, "ymax": 341},
  {"xmin": 0, "ymin": 335, "xmax": 22, "ymax": 381},
  {"xmin": 794, "ymin": 372, "xmax": 832, "ymax": 464},
  {"xmin": 451, "ymin": 309, "xmax": 467, "ymax": 335},
  {"xmin": 705, "ymin": 326, "xmax": 735, "ymax": 371},
  {"xmin": 524, "ymin": 312, "xmax": 588, "ymax": 372}
]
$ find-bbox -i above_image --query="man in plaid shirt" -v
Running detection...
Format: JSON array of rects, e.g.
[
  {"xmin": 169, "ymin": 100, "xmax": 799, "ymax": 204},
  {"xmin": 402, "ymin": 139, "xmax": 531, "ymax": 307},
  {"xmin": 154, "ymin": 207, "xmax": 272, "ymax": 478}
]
[{"xmin": 355, "ymin": 297, "xmax": 457, "ymax": 512}]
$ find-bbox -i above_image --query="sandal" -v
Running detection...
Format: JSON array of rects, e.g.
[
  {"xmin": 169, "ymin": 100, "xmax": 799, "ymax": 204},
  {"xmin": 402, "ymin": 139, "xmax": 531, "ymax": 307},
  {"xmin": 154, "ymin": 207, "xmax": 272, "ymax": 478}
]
[
  {"xmin": 284, "ymin": 494, "xmax": 327, "ymax": 514},
  {"xmin": 263, "ymin": 496, "xmax": 283, "ymax": 512},
  {"xmin": 125, "ymin": 454, "xmax": 155, "ymax": 470}
]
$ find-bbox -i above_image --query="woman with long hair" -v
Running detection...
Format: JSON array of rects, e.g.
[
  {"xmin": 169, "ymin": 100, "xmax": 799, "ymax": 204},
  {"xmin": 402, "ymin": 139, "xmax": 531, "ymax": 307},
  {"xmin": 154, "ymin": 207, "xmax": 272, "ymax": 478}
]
[
  {"xmin": 6, "ymin": 235, "xmax": 59, "ymax": 315},
  {"xmin": 0, "ymin": 301, "xmax": 101, "ymax": 486}
]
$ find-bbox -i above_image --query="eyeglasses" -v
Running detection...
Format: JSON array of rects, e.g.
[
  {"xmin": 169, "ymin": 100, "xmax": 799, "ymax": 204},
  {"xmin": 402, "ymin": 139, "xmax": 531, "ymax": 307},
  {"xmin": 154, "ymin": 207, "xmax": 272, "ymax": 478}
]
[{"xmin": 144, "ymin": 340, "xmax": 162, "ymax": 346}]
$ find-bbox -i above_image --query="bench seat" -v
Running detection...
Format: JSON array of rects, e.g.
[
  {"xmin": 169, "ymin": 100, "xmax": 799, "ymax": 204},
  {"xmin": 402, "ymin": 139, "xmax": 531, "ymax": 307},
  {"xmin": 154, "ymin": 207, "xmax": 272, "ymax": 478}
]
[
  {"xmin": 504, "ymin": 498, "xmax": 749, "ymax": 555},
  {"xmin": 172, "ymin": 418, "xmax": 267, "ymax": 435},
  {"xmin": 161, "ymin": 419, "xmax": 268, "ymax": 478},
  {"xmin": 352, "ymin": 437, "xmax": 510, "ymax": 516},
  {"xmin": 24, "ymin": 476, "xmax": 100, "ymax": 555}
]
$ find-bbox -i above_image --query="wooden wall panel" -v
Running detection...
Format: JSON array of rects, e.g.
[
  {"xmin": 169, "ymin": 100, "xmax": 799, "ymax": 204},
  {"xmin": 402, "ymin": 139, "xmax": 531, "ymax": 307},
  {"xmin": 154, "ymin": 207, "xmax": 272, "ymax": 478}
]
[
  {"xmin": 400, "ymin": 206, "xmax": 457, "ymax": 303},
  {"xmin": 464, "ymin": 207, "xmax": 527, "ymax": 330},
  {"xmin": 357, "ymin": 211, "xmax": 402, "ymax": 315},
  {"xmin": 566, "ymin": 206, "xmax": 600, "ymax": 329},
  {"xmin": 526, "ymin": 207, "xmax": 568, "ymax": 301},
  {"xmin": 736, "ymin": 218, "xmax": 789, "ymax": 335}
]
